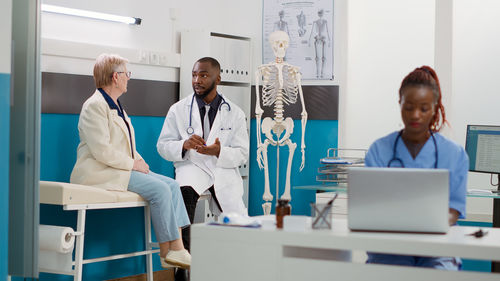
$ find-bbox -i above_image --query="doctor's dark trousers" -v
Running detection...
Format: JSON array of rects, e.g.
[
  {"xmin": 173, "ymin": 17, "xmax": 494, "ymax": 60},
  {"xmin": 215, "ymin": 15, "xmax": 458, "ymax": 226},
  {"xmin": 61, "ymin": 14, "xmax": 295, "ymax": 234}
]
[
  {"xmin": 180, "ymin": 185, "xmax": 222, "ymax": 251},
  {"xmin": 180, "ymin": 186, "xmax": 199, "ymax": 251}
]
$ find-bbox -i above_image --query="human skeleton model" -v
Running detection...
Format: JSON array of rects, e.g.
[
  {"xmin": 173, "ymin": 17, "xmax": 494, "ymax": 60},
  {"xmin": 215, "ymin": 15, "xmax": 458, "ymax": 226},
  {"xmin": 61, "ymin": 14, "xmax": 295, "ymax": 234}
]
[
  {"xmin": 297, "ymin": 11, "xmax": 307, "ymax": 37},
  {"xmin": 309, "ymin": 9, "xmax": 331, "ymax": 78},
  {"xmin": 255, "ymin": 31, "xmax": 308, "ymax": 215}
]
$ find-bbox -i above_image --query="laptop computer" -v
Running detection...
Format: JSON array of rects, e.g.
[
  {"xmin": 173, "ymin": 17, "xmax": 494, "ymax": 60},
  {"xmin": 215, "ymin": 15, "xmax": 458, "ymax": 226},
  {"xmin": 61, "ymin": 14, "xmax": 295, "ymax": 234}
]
[{"xmin": 347, "ymin": 167, "xmax": 450, "ymax": 234}]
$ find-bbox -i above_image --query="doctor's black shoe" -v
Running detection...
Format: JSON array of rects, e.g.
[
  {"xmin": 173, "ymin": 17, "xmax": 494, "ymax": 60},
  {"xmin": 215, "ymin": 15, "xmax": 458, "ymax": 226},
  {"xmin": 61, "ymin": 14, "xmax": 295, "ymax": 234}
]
[{"xmin": 175, "ymin": 268, "xmax": 190, "ymax": 281}]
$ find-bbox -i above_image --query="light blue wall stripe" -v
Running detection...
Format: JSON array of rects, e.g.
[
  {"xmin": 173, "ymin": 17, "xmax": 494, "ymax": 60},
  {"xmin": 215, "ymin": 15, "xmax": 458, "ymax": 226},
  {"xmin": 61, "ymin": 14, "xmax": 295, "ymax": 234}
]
[{"xmin": 0, "ymin": 73, "xmax": 10, "ymax": 281}]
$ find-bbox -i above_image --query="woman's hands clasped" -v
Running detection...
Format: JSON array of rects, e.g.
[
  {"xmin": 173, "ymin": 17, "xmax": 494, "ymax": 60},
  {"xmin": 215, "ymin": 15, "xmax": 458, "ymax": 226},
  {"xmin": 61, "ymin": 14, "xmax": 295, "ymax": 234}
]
[{"xmin": 133, "ymin": 159, "xmax": 150, "ymax": 174}]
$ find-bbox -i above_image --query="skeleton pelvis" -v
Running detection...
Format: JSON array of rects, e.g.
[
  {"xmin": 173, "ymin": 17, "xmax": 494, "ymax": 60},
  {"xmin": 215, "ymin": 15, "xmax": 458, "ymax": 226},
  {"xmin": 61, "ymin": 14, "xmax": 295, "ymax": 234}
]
[{"xmin": 262, "ymin": 117, "xmax": 294, "ymax": 144}]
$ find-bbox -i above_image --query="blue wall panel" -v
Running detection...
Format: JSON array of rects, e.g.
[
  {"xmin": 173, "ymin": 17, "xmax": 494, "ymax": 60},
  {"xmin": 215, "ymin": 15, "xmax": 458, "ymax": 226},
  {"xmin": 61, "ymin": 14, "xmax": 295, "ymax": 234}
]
[
  {"xmin": 40, "ymin": 114, "xmax": 79, "ymax": 182},
  {"xmin": 248, "ymin": 119, "xmax": 338, "ymax": 216},
  {"xmin": 40, "ymin": 114, "xmax": 173, "ymax": 182},
  {"xmin": 39, "ymin": 113, "xmax": 173, "ymax": 280},
  {"xmin": 0, "ymin": 73, "xmax": 10, "ymax": 281},
  {"xmin": 131, "ymin": 116, "xmax": 175, "ymax": 176},
  {"xmin": 40, "ymin": 112, "xmax": 338, "ymax": 279}
]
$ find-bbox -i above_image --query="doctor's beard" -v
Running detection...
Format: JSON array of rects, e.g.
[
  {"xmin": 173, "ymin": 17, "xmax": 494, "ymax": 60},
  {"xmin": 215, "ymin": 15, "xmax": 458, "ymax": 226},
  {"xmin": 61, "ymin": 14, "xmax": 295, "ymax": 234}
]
[{"xmin": 193, "ymin": 80, "xmax": 216, "ymax": 100}]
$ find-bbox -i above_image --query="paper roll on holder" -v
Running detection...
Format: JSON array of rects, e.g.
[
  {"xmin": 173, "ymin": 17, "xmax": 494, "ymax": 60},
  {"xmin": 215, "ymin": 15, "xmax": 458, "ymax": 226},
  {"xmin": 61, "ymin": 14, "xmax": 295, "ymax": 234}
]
[
  {"xmin": 39, "ymin": 225, "xmax": 76, "ymax": 253},
  {"xmin": 65, "ymin": 233, "xmax": 73, "ymax": 243}
]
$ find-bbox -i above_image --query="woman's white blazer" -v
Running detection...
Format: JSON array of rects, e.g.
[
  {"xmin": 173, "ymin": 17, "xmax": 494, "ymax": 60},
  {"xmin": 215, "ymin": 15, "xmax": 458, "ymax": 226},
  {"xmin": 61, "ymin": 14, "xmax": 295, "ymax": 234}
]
[{"xmin": 70, "ymin": 90, "xmax": 141, "ymax": 191}]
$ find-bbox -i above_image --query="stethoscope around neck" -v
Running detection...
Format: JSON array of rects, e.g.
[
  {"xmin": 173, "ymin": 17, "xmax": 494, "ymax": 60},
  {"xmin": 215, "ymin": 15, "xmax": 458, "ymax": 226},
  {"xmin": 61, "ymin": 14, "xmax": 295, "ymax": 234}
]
[
  {"xmin": 387, "ymin": 129, "xmax": 438, "ymax": 168},
  {"xmin": 186, "ymin": 93, "xmax": 232, "ymax": 135}
]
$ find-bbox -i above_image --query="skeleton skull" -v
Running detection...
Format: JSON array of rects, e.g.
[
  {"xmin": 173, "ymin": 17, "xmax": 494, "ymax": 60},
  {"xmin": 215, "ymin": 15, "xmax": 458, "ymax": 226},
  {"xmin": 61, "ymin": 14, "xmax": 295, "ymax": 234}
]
[{"xmin": 269, "ymin": 31, "xmax": 289, "ymax": 59}]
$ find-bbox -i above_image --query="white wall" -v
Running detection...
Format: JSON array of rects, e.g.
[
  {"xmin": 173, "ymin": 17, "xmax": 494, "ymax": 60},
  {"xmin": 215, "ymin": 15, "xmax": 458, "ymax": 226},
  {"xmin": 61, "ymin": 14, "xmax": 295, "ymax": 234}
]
[
  {"xmin": 340, "ymin": 0, "xmax": 499, "ymax": 220},
  {"xmin": 340, "ymin": 0, "xmax": 436, "ymax": 150},
  {"xmin": 0, "ymin": 0, "xmax": 12, "ymax": 73},
  {"xmin": 450, "ymin": 0, "xmax": 500, "ymax": 193},
  {"xmin": 450, "ymin": 0, "xmax": 500, "ymax": 145},
  {"xmin": 434, "ymin": 0, "xmax": 453, "ymax": 138},
  {"xmin": 40, "ymin": 0, "xmax": 345, "ymax": 85},
  {"xmin": 41, "ymin": 0, "xmax": 263, "ymax": 81},
  {"xmin": 39, "ymin": 0, "xmax": 500, "ymax": 158}
]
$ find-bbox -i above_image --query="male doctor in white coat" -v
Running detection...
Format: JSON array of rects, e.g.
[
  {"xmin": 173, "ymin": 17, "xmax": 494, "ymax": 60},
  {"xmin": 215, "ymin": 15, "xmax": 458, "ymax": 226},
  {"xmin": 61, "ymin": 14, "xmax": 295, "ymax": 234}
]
[{"xmin": 157, "ymin": 57, "xmax": 249, "ymax": 255}]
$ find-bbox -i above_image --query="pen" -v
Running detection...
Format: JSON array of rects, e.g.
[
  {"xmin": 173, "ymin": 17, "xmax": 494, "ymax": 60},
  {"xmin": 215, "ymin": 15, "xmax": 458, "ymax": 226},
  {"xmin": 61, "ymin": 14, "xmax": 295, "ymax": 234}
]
[
  {"xmin": 312, "ymin": 193, "xmax": 338, "ymax": 226},
  {"xmin": 468, "ymin": 228, "xmax": 488, "ymax": 238}
]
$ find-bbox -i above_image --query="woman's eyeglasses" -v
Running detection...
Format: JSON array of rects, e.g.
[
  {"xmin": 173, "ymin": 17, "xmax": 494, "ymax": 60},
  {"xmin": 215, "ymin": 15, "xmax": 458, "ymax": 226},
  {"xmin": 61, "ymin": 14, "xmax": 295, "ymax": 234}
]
[{"xmin": 116, "ymin": 71, "xmax": 132, "ymax": 78}]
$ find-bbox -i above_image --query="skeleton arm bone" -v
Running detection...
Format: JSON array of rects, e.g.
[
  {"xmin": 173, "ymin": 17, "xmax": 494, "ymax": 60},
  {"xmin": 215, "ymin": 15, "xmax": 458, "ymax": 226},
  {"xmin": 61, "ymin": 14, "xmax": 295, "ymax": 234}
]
[
  {"xmin": 296, "ymin": 71, "xmax": 308, "ymax": 171},
  {"xmin": 255, "ymin": 69, "xmax": 265, "ymax": 169}
]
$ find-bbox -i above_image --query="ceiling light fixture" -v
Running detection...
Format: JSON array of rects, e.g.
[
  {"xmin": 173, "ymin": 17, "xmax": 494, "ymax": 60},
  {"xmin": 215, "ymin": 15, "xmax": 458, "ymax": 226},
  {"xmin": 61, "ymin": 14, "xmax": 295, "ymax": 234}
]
[{"xmin": 41, "ymin": 4, "xmax": 142, "ymax": 25}]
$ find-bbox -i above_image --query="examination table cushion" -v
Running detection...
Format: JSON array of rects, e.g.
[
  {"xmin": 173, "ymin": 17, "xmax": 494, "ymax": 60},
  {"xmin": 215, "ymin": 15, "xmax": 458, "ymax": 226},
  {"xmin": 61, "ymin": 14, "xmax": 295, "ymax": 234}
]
[{"xmin": 40, "ymin": 181, "xmax": 145, "ymax": 205}]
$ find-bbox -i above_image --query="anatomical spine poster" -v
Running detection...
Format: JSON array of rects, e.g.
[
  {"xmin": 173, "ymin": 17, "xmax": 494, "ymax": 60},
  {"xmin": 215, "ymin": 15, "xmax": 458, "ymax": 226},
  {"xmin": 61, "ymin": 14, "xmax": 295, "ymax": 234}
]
[{"xmin": 263, "ymin": 0, "xmax": 334, "ymax": 80}]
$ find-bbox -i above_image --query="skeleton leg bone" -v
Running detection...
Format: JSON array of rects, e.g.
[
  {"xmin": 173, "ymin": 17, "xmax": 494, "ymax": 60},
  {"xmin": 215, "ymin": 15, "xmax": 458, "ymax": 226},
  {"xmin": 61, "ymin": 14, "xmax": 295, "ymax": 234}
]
[
  {"xmin": 262, "ymin": 202, "xmax": 272, "ymax": 216},
  {"xmin": 260, "ymin": 139, "xmax": 273, "ymax": 215},
  {"xmin": 281, "ymin": 139, "xmax": 296, "ymax": 201}
]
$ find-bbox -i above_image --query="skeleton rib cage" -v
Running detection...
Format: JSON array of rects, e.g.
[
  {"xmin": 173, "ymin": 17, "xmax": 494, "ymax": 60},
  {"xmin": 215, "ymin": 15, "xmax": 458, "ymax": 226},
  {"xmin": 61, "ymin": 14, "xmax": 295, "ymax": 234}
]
[{"xmin": 260, "ymin": 64, "xmax": 299, "ymax": 121}]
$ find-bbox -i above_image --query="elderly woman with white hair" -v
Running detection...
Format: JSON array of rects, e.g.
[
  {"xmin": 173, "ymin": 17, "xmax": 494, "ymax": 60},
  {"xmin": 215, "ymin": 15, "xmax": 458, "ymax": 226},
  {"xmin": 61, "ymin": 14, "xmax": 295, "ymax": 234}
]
[{"xmin": 70, "ymin": 53, "xmax": 191, "ymax": 269}]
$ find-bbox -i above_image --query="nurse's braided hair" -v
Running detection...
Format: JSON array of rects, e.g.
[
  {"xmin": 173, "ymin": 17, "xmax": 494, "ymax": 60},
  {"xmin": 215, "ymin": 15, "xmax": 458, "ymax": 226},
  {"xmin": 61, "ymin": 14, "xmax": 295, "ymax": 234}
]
[{"xmin": 399, "ymin": 65, "xmax": 447, "ymax": 132}]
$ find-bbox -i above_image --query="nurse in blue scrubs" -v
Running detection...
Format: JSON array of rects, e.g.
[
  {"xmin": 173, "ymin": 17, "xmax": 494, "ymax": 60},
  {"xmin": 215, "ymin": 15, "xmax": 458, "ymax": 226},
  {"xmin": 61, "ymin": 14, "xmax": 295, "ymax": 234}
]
[{"xmin": 364, "ymin": 66, "xmax": 468, "ymax": 270}]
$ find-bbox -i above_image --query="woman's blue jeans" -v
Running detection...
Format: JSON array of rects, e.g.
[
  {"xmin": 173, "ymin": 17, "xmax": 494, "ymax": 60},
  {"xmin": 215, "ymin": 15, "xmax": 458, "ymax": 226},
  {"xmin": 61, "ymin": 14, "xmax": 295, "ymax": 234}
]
[{"xmin": 128, "ymin": 171, "xmax": 190, "ymax": 243}]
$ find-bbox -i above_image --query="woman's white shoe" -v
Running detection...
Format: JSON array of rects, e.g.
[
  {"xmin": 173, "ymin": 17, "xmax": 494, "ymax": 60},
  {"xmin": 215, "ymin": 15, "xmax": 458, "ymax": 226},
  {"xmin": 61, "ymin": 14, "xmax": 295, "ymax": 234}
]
[
  {"xmin": 159, "ymin": 253, "xmax": 176, "ymax": 269},
  {"xmin": 164, "ymin": 249, "xmax": 191, "ymax": 270}
]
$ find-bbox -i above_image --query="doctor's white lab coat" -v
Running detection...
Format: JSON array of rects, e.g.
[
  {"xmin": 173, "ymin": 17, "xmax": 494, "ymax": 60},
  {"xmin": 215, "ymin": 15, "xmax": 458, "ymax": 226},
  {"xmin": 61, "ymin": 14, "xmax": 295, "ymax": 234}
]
[{"xmin": 157, "ymin": 93, "xmax": 249, "ymax": 215}]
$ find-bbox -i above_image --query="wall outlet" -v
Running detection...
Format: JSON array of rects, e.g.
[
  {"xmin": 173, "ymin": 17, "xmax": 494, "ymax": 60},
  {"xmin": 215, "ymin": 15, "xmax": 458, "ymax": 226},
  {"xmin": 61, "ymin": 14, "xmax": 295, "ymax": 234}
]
[
  {"xmin": 149, "ymin": 52, "xmax": 160, "ymax": 65},
  {"xmin": 139, "ymin": 50, "xmax": 149, "ymax": 64},
  {"xmin": 159, "ymin": 55, "xmax": 167, "ymax": 66}
]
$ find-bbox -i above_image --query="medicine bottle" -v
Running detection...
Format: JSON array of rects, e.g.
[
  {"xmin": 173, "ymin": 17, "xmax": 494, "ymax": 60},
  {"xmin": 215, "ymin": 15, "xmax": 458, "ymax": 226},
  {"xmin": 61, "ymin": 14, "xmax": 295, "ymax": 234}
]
[{"xmin": 276, "ymin": 199, "xmax": 291, "ymax": 229}]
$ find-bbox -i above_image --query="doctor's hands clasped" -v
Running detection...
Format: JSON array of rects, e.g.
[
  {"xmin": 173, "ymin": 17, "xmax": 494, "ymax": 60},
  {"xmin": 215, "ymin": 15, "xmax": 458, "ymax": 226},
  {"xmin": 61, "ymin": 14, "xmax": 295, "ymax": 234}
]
[
  {"xmin": 196, "ymin": 138, "xmax": 221, "ymax": 157},
  {"xmin": 183, "ymin": 134, "xmax": 220, "ymax": 157},
  {"xmin": 183, "ymin": 134, "xmax": 206, "ymax": 150}
]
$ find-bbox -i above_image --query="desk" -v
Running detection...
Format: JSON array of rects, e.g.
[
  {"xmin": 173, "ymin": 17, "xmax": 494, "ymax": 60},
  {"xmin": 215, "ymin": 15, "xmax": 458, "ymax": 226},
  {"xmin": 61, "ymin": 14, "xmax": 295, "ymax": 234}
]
[
  {"xmin": 296, "ymin": 184, "xmax": 500, "ymax": 271},
  {"xmin": 191, "ymin": 218, "xmax": 500, "ymax": 281}
]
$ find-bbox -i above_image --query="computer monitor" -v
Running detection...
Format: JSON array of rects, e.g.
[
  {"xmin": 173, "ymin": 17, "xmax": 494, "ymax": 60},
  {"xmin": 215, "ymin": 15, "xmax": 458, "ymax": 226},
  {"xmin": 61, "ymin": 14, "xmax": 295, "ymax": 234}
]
[{"xmin": 465, "ymin": 125, "xmax": 500, "ymax": 174}]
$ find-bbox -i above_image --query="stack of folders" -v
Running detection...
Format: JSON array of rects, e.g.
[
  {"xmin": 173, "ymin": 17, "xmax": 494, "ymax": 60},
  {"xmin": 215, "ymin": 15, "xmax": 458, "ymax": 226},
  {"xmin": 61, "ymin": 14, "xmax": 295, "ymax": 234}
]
[
  {"xmin": 316, "ymin": 148, "xmax": 366, "ymax": 185},
  {"xmin": 467, "ymin": 189, "xmax": 496, "ymax": 196}
]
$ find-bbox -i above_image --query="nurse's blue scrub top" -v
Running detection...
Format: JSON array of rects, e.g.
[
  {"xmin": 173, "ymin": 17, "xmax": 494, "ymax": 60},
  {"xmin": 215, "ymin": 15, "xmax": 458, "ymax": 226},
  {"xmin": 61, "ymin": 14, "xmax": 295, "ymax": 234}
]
[{"xmin": 364, "ymin": 131, "xmax": 468, "ymax": 218}]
